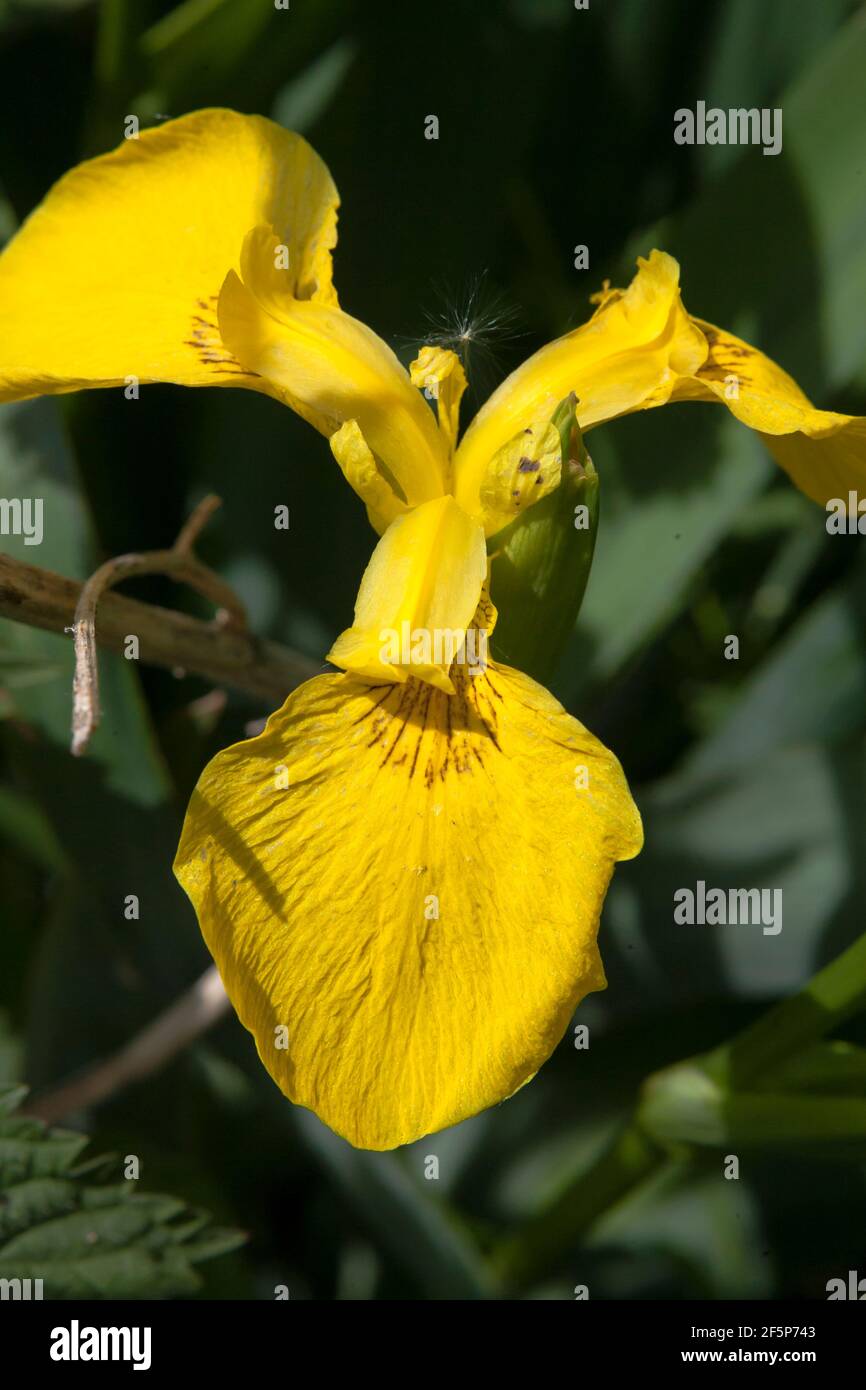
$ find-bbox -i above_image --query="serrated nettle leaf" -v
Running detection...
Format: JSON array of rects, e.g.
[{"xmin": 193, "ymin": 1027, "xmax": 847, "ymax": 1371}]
[
  {"xmin": 0, "ymin": 1131, "xmax": 90, "ymax": 1185},
  {"xmin": 0, "ymin": 1178, "xmax": 76, "ymax": 1241},
  {"xmin": 1, "ymin": 1203, "xmax": 158, "ymax": 1260},
  {"xmin": 0, "ymin": 1089, "xmax": 243, "ymax": 1297}
]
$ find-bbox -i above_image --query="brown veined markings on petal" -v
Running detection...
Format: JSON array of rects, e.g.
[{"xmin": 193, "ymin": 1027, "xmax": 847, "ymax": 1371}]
[
  {"xmin": 473, "ymin": 586, "xmax": 497, "ymax": 634},
  {"xmin": 351, "ymin": 666, "xmax": 503, "ymax": 788},
  {"xmin": 693, "ymin": 323, "xmax": 757, "ymax": 387},
  {"xmin": 182, "ymin": 295, "xmax": 261, "ymax": 379}
]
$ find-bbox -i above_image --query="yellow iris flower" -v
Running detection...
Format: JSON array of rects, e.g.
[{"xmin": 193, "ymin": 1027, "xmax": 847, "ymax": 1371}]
[{"xmin": 2, "ymin": 110, "xmax": 865, "ymax": 1149}]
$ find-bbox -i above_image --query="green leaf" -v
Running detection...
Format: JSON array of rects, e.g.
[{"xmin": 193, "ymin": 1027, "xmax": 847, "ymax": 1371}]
[
  {"xmin": 293, "ymin": 1110, "xmax": 494, "ymax": 1300},
  {"xmin": 757, "ymin": 1041, "xmax": 866, "ymax": 1096},
  {"xmin": 640, "ymin": 1064, "xmax": 866, "ymax": 1149},
  {"xmin": 684, "ymin": 553, "xmax": 866, "ymax": 781},
  {"xmin": 613, "ymin": 743, "xmax": 845, "ymax": 1006},
  {"xmin": 0, "ymin": 1086, "xmax": 244, "ymax": 1297},
  {"xmin": 558, "ymin": 411, "xmax": 770, "ymax": 698},
  {"xmin": 137, "ymin": 0, "xmax": 351, "ymax": 116},
  {"xmin": 697, "ymin": 0, "xmax": 860, "ymax": 182},
  {"xmin": 559, "ymin": 12, "xmax": 866, "ymax": 700},
  {"xmin": 662, "ymin": 12, "xmax": 866, "ymax": 395},
  {"xmin": 639, "ymin": 930, "xmax": 866, "ymax": 1149},
  {"xmin": 592, "ymin": 1162, "xmax": 772, "ymax": 1299},
  {"xmin": 0, "ymin": 784, "xmax": 67, "ymax": 872},
  {"xmin": 272, "ymin": 37, "xmax": 356, "ymax": 135}
]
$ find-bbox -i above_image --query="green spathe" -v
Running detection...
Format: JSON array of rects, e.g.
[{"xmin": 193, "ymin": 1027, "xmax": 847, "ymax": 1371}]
[{"xmin": 488, "ymin": 393, "xmax": 599, "ymax": 682}]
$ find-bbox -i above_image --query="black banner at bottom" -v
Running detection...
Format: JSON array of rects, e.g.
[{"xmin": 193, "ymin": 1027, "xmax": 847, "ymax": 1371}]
[{"xmin": 0, "ymin": 1297, "xmax": 862, "ymax": 1374}]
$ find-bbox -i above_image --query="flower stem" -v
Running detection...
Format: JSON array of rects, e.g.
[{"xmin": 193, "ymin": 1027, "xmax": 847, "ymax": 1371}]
[{"xmin": 496, "ymin": 928, "xmax": 866, "ymax": 1290}]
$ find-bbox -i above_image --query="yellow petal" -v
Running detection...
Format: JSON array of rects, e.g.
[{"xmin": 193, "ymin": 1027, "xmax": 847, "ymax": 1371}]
[
  {"xmin": 480, "ymin": 419, "xmax": 562, "ymax": 536},
  {"xmin": 457, "ymin": 251, "xmax": 866, "ymax": 517},
  {"xmin": 409, "ymin": 345, "xmax": 468, "ymax": 458},
  {"xmin": 454, "ymin": 250, "xmax": 707, "ymax": 521},
  {"xmin": 670, "ymin": 320, "xmax": 866, "ymax": 507},
  {"xmin": 219, "ymin": 228, "xmax": 448, "ymax": 504},
  {"xmin": 0, "ymin": 109, "xmax": 338, "ymax": 402},
  {"xmin": 329, "ymin": 419, "xmax": 409, "ymax": 534},
  {"xmin": 173, "ymin": 662, "xmax": 643, "ymax": 1150},
  {"xmin": 327, "ymin": 495, "xmax": 486, "ymax": 694}
]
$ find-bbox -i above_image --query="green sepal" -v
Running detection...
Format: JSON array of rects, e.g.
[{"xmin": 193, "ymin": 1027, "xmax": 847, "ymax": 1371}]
[{"xmin": 488, "ymin": 392, "xmax": 599, "ymax": 683}]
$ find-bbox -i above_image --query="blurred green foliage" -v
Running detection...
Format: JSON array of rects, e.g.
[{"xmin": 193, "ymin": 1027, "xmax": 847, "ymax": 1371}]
[
  {"xmin": 2, "ymin": 0, "xmax": 866, "ymax": 1299},
  {"xmin": 0, "ymin": 1086, "xmax": 244, "ymax": 1297}
]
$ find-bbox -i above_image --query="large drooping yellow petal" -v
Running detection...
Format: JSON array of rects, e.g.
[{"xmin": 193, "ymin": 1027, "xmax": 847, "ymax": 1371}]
[
  {"xmin": 327, "ymin": 495, "xmax": 487, "ymax": 693},
  {"xmin": 217, "ymin": 226, "xmax": 449, "ymax": 504},
  {"xmin": 454, "ymin": 251, "xmax": 707, "ymax": 527},
  {"xmin": 669, "ymin": 320, "xmax": 866, "ymax": 507},
  {"xmin": 173, "ymin": 661, "xmax": 643, "ymax": 1150},
  {"xmin": 0, "ymin": 108, "xmax": 338, "ymax": 402}
]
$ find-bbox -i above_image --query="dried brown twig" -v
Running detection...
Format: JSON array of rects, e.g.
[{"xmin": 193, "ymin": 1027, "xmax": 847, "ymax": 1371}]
[
  {"xmin": 25, "ymin": 965, "xmax": 230, "ymax": 1124},
  {"xmin": 71, "ymin": 493, "xmax": 245, "ymax": 755},
  {"xmin": 0, "ymin": 500, "xmax": 322, "ymax": 753},
  {"xmin": 0, "ymin": 496, "xmax": 325, "ymax": 1119}
]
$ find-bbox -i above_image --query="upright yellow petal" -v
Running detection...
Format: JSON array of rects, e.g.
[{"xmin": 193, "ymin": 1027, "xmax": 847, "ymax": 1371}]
[
  {"xmin": 174, "ymin": 662, "xmax": 642, "ymax": 1151},
  {"xmin": 454, "ymin": 251, "xmax": 707, "ymax": 523},
  {"xmin": 409, "ymin": 345, "xmax": 468, "ymax": 459},
  {"xmin": 218, "ymin": 227, "xmax": 448, "ymax": 504},
  {"xmin": 670, "ymin": 320, "xmax": 866, "ymax": 507},
  {"xmin": 329, "ymin": 419, "xmax": 409, "ymax": 534},
  {"xmin": 0, "ymin": 109, "xmax": 338, "ymax": 402},
  {"xmin": 327, "ymin": 495, "xmax": 487, "ymax": 693}
]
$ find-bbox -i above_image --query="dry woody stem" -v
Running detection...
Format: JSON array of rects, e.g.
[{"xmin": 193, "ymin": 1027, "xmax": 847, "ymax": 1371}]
[
  {"xmin": 71, "ymin": 493, "xmax": 245, "ymax": 755},
  {"xmin": 0, "ymin": 498, "xmax": 316, "ymax": 1121},
  {"xmin": 0, "ymin": 502, "xmax": 321, "ymax": 749},
  {"xmin": 0, "ymin": 498, "xmax": 325, "ymax": 1122},
  {"xmin": 25, "ymin": 965, "xmax": 230, "ymax": 1125}
]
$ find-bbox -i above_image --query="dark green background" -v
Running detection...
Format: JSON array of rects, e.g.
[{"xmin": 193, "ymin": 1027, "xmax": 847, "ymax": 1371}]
[{"xmin": 2, "ymin": 0, "xmax": 866, "ymax": 1299}]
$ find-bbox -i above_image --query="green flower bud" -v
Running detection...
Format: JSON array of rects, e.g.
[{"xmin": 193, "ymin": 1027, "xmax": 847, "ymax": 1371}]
[{"xmin": 488, "ymin": 393, "xmax": 599, "ymax": 683}]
